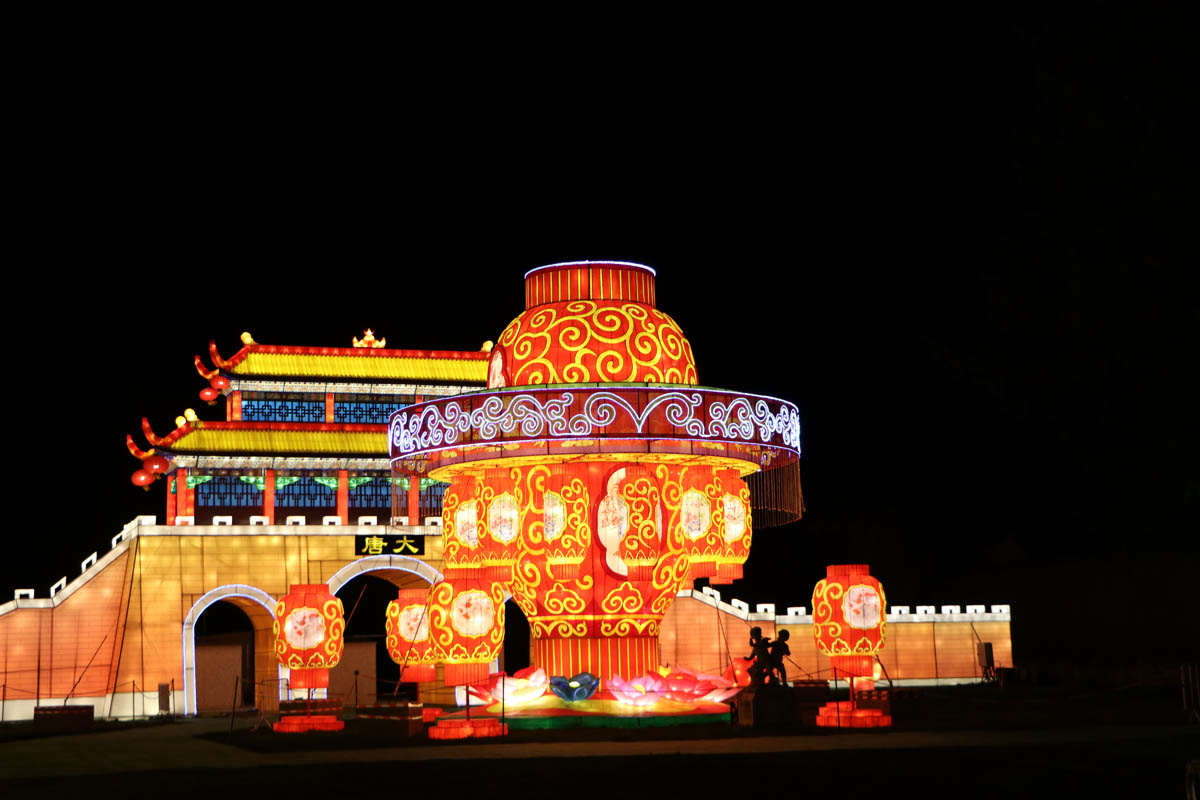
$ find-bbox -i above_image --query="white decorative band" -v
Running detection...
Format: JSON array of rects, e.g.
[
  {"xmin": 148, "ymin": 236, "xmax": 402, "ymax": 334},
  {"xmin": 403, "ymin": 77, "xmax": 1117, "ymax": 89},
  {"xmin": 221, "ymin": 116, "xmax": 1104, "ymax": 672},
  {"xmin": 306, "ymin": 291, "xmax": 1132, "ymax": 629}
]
[{"xmin": 389, "ymin": 386, "xmax": 800, "ymax": 461}]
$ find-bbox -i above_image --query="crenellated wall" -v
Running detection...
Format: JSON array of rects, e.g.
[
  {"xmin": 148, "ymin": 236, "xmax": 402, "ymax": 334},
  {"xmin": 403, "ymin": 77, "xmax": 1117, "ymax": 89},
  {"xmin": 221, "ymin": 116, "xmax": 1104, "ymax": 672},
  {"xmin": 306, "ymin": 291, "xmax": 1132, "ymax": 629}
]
[
  {"xmin": 0, "ymin": 517, "xmax": 445, "ymax": 721},
  {"xmin": 1, "ymin": 517, "xmax": 1012, "ymax": 721},
  {"xmin": 659, "ymin": 587, "xmax": 1012, "ymax": 684}
]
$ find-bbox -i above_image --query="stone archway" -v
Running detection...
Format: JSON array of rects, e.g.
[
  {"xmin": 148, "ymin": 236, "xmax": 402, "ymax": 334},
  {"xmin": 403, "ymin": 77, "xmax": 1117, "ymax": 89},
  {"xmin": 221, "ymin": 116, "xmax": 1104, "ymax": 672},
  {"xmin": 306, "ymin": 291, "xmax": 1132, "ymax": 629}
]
[
  {"xmin": 326, "ymin": 554, "xmax": 442, "ymax": 596},
  {"xmin": 326, "ymin": 556, "xmax": 443, "ymax": 705},
  {"xmin": 182, "ymin": 584, "xmax": 276, "ymax": 716}
]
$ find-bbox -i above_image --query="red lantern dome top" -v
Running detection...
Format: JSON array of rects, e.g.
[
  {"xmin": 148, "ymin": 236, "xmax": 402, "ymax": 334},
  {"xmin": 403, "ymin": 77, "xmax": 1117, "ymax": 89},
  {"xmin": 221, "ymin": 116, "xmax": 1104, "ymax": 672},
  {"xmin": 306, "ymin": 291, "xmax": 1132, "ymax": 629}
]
[
  {"xmin": 491, "ymin": 261, "xmax": 697, "ymax": 387},
  {"xmin": 392, "ymin": 264, "xmax": 803, "ymax": 526},
  {"xmin": 826, "ymin": 564, "xmax": 871, "ymax": 580},
  {"xmin": 523, "ymin": 261, "xmax": 658, "ymax": 309}
]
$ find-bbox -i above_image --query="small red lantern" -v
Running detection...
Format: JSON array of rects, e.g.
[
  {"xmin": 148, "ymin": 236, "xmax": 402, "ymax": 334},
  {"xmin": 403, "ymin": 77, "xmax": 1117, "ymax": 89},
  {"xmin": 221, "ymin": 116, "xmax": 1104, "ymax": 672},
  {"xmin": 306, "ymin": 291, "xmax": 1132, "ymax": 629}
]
[
  {"xmin": 428, "ymin": 574, "xmax": 504, "ymax": 687},
  {"xmin": 813, "ymin": 564, "xmax": 890, "ymax": 727},
  {"xmin": 542, "ymin": 463, "xmax": 591, "ymax": 581},
  {"xmin": 143, "ymin": 455, "xmax": 170, "ymax": 475},
  {"xmin": 210, "ymin": 375, "xmax": 231, "ymax": 391},
  {"xmin": 712, "ymin": 468, "xmax": 752, "ymax": 584},
  {"xmin": 441, "ymin": 475, "xmax": 483, "ymax": 577},
  {"xmin": 386, "ymin": 588, "xmax": 438, "ymax": 683},
  {"xmin": 198, "ymin": 387, "xmax": 220, "ymax": 405},
  {"xmin": 274, "ymin": 584, "xmax": 345, "ymax": 692},
  {"xmin": 131, "ymin": 469, "xmax": 154, "ymax": 489},
  {"xmin": 479, "ymin": 467, "xmax": 521, "ymax": 583},
  {"xmin": 678, "ymin": 466, "xmax": 721, "ymax": 580}
]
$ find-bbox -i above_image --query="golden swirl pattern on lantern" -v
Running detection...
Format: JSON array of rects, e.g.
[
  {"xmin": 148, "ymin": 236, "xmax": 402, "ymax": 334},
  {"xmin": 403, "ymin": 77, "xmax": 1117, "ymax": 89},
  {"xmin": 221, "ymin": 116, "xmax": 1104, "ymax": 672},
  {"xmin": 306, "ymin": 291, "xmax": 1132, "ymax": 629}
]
[
  {"xmin": 618, "ymin": 466, "xmax": 662, "ymax": 581},
  {"xmin": 494, "ymin": 301, "xmax": 698, "ymax": 386},
  {"xmin": 544, "ymin": 466, "xmax": 591, "ymax": 580},
  {"xmin": 812, "ymin": 575, "xmax": 888, "ymax": 656},
  {"xmin": 600, "ymin": 618, "xmax": 659, "ymax": 637},
  {"xmin": 542, "ymin": 582, "xmax": 587, "ymax": 615},
  {"xmin": 530, "ymin": 619, "xmax": 589, "ymax": 639},
  {"xmin": 647, "ymin": 463, "xmax": 692, "ymax": 612},
  {"xmin": 601, "ymin": 581, "xmax": 645, "ymax": 615}
]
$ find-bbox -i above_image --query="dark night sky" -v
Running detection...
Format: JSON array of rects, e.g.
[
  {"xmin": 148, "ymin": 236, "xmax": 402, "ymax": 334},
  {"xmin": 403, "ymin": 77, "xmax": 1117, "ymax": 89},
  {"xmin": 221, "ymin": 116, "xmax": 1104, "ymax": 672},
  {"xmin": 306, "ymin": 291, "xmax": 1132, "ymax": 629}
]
[{"xmin": 5, "ymin": 10, "xmax": 1195, "ymax": 668}]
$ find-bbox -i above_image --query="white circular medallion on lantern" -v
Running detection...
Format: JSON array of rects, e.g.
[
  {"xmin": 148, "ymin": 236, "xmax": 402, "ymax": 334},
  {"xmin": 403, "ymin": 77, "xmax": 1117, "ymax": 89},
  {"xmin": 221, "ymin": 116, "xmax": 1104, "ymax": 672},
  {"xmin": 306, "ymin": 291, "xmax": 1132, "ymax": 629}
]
[
  {"xmin": 397, "ymin": 604, "xmax": 430, "ymax": 642},
  {"xmin": 284, "ymin": 607, "xmax": 326, "ymax": 649},
  {"xmin": 451, "ymin": 590, "xmax": 496, "ymax": 636}
]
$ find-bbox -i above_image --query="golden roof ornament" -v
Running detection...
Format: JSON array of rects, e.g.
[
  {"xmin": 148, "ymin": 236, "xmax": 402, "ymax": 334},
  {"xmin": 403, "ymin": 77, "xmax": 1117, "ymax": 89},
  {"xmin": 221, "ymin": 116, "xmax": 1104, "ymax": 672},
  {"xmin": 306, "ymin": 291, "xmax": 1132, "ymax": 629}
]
[{"xmin": 352, "ymin": 329, "xmax": 386, "ymax": 349}]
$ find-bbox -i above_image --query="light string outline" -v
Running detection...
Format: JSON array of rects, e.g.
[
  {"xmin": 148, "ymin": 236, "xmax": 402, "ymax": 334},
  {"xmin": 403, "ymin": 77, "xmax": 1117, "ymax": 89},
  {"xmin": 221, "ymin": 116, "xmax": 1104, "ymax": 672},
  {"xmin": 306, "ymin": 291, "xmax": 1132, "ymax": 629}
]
[{"xmin": 524, "ymin": 261, "xmax": 657, "ymax": 278}]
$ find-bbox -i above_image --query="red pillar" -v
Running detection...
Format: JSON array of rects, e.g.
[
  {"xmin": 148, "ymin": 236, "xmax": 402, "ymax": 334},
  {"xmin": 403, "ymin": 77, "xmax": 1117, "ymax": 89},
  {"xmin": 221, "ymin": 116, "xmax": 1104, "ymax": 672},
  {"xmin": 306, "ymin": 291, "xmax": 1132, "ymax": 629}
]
[
  {"xmin": 175, "ymin": 468, "xmax": 189, "ymax": 521},
  {"xmin": 166, "ymin": 474, "xmax": 176, "ymax": 525},
  {"xmin": 325, "ymin": 392, "xmax": 335, "ymax": 423},
  {"xmin": 263, "ymin": 469, "xmax": 276, "ymax": 524},
  {"xmin": 407, "ymin": 476, "xmax": 420, "ymax": 526},
  {"xmin": 337, "ymin": 469, "xmax": 349, "ymax": 524},
  {"xmin": 231, "ymin": 391, "xmax": 242, "ymax": 421}
]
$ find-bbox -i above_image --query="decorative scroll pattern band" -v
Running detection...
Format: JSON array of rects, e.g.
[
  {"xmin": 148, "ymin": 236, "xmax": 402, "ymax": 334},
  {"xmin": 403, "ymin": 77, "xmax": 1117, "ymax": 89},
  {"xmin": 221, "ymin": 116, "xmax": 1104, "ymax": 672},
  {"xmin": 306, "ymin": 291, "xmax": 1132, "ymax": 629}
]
[{"xmin": 390, "ymin": 388, "xmax": 800, "ymax": 460}]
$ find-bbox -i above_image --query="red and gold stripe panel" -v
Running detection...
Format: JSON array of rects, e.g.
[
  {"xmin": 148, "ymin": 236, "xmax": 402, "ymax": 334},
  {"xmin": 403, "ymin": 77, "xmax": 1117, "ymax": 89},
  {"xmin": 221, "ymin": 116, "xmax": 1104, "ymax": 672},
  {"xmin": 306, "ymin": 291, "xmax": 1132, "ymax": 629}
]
[
  {"xmin": 525, "ymin": 263, "xmax": 657, "ymax": 309},
  {"xmin": 532, "ymin": 635, "xmax": 659, "ymax": 683}
]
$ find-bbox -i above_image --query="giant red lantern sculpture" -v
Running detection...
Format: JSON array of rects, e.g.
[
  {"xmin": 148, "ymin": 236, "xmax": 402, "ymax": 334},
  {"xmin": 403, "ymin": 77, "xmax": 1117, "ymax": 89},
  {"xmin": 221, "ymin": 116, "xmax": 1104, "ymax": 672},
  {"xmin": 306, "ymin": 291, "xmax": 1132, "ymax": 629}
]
[
  {"xmin": 812, "ymin": 563, "xmax": 891, "ymax": 727},
  {"xmin": 390, "ymin": 262, "xmax": 803, "ymax": 690}
]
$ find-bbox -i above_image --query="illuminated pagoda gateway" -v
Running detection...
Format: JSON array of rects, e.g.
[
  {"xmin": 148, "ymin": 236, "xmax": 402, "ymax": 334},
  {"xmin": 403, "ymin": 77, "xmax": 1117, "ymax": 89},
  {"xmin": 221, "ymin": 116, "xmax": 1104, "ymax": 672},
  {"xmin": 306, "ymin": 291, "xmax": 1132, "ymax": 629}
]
[
  {"xmin": 391, "ymin": 261, "xmax": 805, "ymax": 685},
  {"xmin": 130, "ymin": 329, "xmax": 480, "ymax": 531},
  {"xmin": 0, "ymin": 330, "xmax": 490, "ymax": 719}
]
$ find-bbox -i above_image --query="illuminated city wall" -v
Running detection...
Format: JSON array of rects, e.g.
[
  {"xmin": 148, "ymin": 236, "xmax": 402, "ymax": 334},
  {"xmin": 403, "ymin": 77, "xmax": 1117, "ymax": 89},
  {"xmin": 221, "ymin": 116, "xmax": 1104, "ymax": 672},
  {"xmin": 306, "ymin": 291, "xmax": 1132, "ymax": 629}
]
[{"xmin": 1, "ymin": 518, "xmax": 1010, "ymax": 721}]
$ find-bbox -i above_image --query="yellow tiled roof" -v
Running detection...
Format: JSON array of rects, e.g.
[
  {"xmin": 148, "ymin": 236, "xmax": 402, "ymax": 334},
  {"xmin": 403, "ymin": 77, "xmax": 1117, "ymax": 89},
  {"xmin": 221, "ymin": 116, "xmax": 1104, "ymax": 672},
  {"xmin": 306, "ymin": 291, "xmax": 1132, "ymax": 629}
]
[
  {"xmin": 229, "ymin": 352, "xmax": 487, "ymax": 383},
  {"xmin": 168, "ymin": 426, "xmax": 387, "ymax": 456}
]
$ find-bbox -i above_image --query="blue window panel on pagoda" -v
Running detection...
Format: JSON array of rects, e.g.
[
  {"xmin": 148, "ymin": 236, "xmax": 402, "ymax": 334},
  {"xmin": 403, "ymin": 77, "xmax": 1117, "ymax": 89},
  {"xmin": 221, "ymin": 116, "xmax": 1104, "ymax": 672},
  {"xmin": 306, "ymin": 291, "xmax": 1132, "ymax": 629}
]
[
  {"xmin": 275, "ymin": 477, "xmax": 337, "ymax": 508},
  {"xmin": 195, "ymin": 476, "xmax": 263, "ymax": 507},
  {"xmin": 419, "ymin": 480, "xmax": 448, "ymax": 520},
  {"xmin": 241, "ymin": 398, "xmax": 325, "ymax": 422},
  {"xmin": 334, "ymin": 399, "xmax": 410, "ymax": 424},
  {"xmin": 348, "ymin": 477, "xmax": 391, "ymax": 509}
]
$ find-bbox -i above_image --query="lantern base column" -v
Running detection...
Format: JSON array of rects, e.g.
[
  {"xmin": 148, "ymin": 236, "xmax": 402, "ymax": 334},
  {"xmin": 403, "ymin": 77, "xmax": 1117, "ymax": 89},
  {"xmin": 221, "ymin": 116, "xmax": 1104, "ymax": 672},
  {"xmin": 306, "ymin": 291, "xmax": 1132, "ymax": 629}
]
[{"xmin": 532, "ymin": 636, "xmax": 660, "ymax": 683}]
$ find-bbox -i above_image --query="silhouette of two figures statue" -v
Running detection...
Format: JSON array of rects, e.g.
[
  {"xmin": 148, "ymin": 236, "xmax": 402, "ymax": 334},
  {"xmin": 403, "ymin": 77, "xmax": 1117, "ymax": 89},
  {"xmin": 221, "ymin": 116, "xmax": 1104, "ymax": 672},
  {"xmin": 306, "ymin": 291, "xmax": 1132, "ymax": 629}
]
[{"xmin": 747, "ymin": 627, "xmax": 790, "ymax": 687}]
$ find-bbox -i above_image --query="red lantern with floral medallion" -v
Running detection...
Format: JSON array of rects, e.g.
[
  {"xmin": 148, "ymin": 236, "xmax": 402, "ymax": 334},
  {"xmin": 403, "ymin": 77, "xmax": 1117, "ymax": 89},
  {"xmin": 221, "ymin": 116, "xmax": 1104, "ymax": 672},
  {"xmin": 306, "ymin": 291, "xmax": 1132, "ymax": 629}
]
[
  {"xmin": 479, "ymin": 467, "xmax": 521, "ymax": 584},
  {"xmin": 812, "ymin": 564, "xmax": 890, "ymax": 727},
  {"xmin": 678, "ymin": 465, "xmax": 721, "ymax": 580},
  {"xmin": 541, "ymin": 463, "xmax": 591, "ymax": 581},
  {"xmin": 713, "ymin": 468, "xmax": 752, "ymax": 584},
  {"xmin": 441, "ymin": 475, "xmax": 483, "ymax": 578},
  {"xmin": 428, "ymin": 574, "xmax": 505, "ymax": 686},
  {"xmin": 274, "ymin": 583, "xmax": 345, "ymax": 692},
  {"xmin": 385, "ymin": 588, "xmax": 438, "ymax": 683}
]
